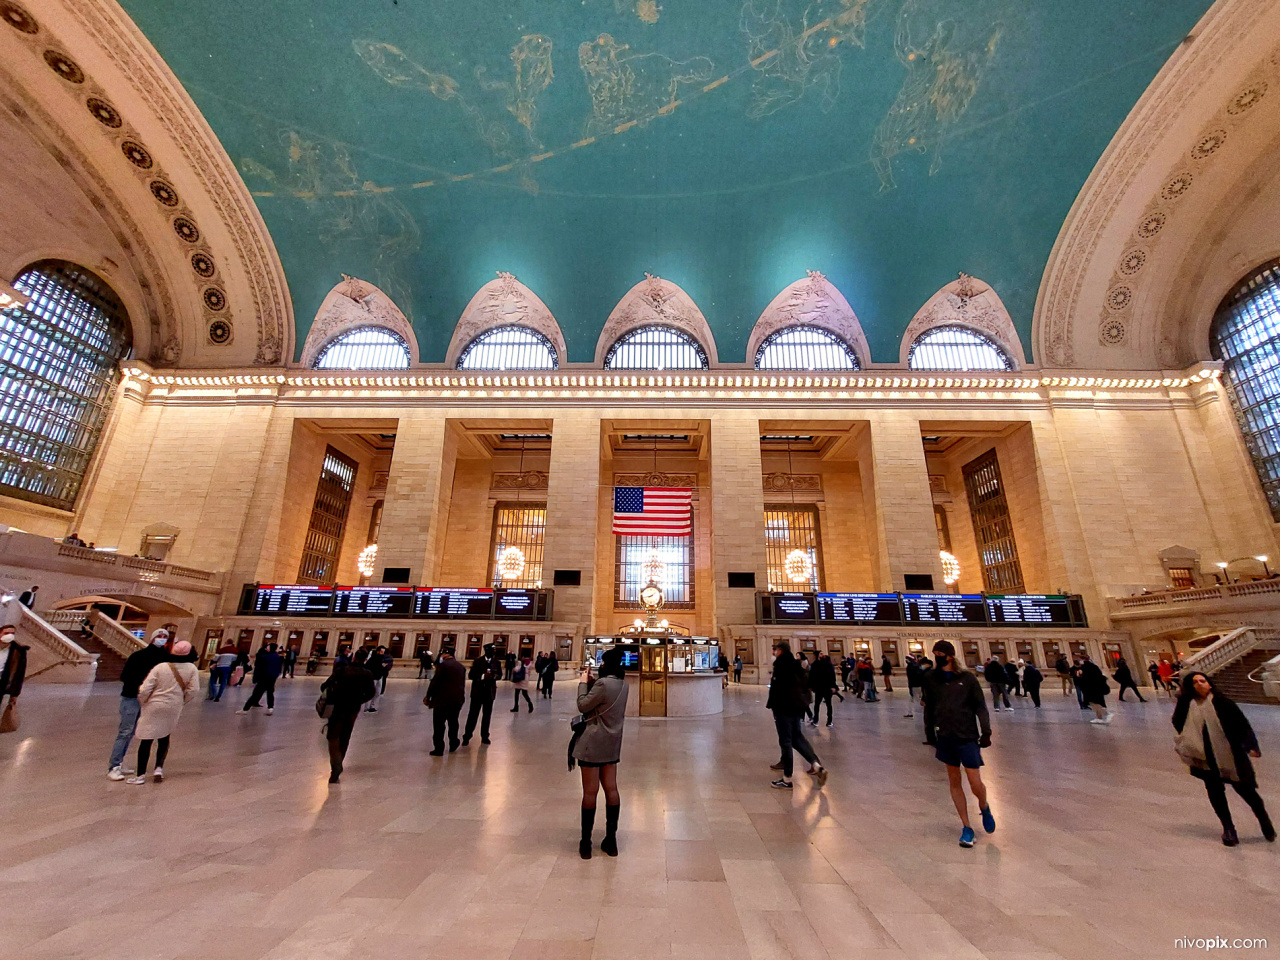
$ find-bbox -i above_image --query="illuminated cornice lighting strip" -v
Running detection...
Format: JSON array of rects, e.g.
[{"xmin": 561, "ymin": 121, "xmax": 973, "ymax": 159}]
[{"xmin": 117, "ymin": 368, "xmax": 1222, "ymax": 392}]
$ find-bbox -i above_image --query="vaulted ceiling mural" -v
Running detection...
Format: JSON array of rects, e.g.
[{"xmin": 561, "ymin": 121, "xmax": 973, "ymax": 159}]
[{"xmin": 117, "ymin": 0, "xmax": 1215, "ymax": 362}]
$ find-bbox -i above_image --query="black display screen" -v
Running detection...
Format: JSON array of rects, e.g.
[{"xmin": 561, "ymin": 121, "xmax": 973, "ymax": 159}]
[
  {"xmin": 244, "ymin": 585, "xmax": 334, "ymax": 616},
  {"xmin": 901, "ymin": 594, "xmax": 988, "ymax": 625},
  {"xmin": 757, "ymin": 590, "xmax": 1087, "ymax": 627},
  {"xmin": 413, "ymin": 588, "xmax": 495, "ymax": 619},
  {"xmin": 985, "ymin": 595, "xmax": 1076, "ymax": 625},
  {"xmin": 493, "ymin": 589, "xmax": 540, "ymax": 619},
  {"xmin": 817, "ymin": 593, "xmax": 903, "ymax": 625},
  {"xmin": 332, "ymin": 586, "xmax": 415, "ymax": 617},
  {"xmin": 766, "ymin": 593, "xmax": 818, "ymax": 623}
]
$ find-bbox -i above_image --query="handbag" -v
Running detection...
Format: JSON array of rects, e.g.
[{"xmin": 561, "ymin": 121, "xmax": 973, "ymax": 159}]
[
  {"xmin": 0, "ymin": 697, "xmax": 17, "ymax": 734},
  {"xmin": 1174, "ymin": 729, "xmax": 1205, "ymax": 768},
  {"xmin": 316, "ymin": 683, "xmax": 336, "ymax": 719},
  {"xmin": 567, "ymin": 680, "xmax": 625, "ymax": 771}
]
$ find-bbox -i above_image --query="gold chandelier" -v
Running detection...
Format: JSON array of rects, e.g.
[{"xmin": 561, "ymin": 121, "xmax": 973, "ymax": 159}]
[
  {"xmin": 940, "ymin": 550, "xmax": 961, "ymax": 585},
  {"xmin": 642, "ymin": 551, "xmax": 665, "ymax": 584},
  {"xmin": 497, "ymin": 545, "xmax": 527, "ymax": 580},
  {"xmin": 785, "ymin": 548, "xmax": 813, "ymax": 583},
  {"xmin": 357, "ymin": 543, "xmax": 378, "ymax": 578}
]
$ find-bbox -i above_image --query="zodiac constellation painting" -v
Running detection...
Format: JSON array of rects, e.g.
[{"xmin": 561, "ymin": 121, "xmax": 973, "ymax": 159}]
[
  {"xmin": 578, "ymin": 33, "xmax": 715, "ymax": 135},
  {"xmin": 740, "ymin": 0, "xmax": 877, "ymax": 119},
  {"xmin": 239, "ymin": 132, "xmax": 421, "ymax": 318},
  {"xmin": 871, "ymin": 0, "xmax": 1002, "ymax": 190},
  {"xmin": 611, "ymin": 0, "xmax": 662, "ymax": 24}
]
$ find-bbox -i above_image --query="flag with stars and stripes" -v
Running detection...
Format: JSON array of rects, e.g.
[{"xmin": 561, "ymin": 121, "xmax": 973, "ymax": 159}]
[{"xmin": 612, "ymin": 487, "xmax": 692, "ymax": 536}]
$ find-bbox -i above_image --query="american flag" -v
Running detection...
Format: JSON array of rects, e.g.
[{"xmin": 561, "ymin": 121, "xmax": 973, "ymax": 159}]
[{"xmin": 612, "ymin": 487, "xmax": 693, "ymax": 536}]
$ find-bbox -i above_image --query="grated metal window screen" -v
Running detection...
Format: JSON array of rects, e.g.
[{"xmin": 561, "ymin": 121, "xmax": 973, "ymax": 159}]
[
  {"xmin": 908, "ymin": 325, "xmax": 1012, "ymax": 371},
  {"xmin": 458, "ymin": 325, "xmax": 557, "ymax": 370},
  {"xmin": 755, "ymin": 326, "xmax": 859, "ymax": 370},
  {"xmin": 488, "ymin": 501, "xmax": 547, "ymax": 589},
  {"xmin": 1211, "ymin": 259, "xmax": 1280, "ymax": 520},
  {"xmin": 604, "ymin": 325, "xmax": 708, "ymax": 370},
  {"xmin": 314, "ymin": 326, "xmax": 411, "ymax": 369},
  {"xmin": 616, "ymin": 533, "xmax": 694, "ymax": 609},
  {"xmin": 962, "ymin": 450, "xmax": 1024, "ymax": 593},
  {"xmin": 298, "ymin": 448, "xmax": 357, "ymax": 584},
  {"xmin": 763, "ymin": 504, "xmax": 824, "ymax": 591},
  {"xmin": 0, "ymin": 261, "xmax": 132, "ymax": 509}
]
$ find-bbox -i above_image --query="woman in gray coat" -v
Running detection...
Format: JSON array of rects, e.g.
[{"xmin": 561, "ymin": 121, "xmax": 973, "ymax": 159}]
[{"xmin": 574, "ymin": 647, "xmax": 629, "ymax": 860}]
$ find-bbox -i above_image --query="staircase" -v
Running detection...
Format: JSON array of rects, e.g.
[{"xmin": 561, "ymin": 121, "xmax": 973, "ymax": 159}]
[
  {"xmin": 72, "ymin": 633, "xmax": 127, "ymax": 682},
  {"xmin": 1211, "ymin": 649, "xmax": 1279, "ymax": 705},
  {"xmin": 44, "ymin": 609, "xmax": 145, "ymax": 682}
]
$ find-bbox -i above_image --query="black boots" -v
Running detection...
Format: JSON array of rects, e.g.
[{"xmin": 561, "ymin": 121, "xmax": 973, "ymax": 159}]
[
  {"xmin": 600, "ymin": 804, "xmax": 620, "ymax": 857},
  {"xmin": 580, "ymin": 806, "xmax": 595, "ymax": 859},
  {"xmin": 1222, "ymin": 825, "xmax": 1240, "ymax": 846}
]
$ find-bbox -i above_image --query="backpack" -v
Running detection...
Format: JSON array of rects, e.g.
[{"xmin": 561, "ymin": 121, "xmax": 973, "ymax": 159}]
[{"xmin": 513, "ymin": 662, "xmax": 526, "ymax": 683}]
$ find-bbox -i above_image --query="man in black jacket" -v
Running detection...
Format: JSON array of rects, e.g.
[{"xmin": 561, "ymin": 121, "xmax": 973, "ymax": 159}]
[
  {"xmin": 766, "ymin": 640, "xmax": 827, "ymax": 789},
  {"xmin": 462, "ymin": 643, "xmax": 502, "ymax": 745},
  {"xmin": 322, "ymin": 657, "xmax": 376, "ymax": 783},
  {"xmin": 922, "ymin": 640, "xmax": 994, "ymax": 848},
  {"xmin": 108, "ymin": 629, "xmax": 171, "ymax": 779},
  {"xmin": 238, "ymin": 642, "xmax": 283, "ymax": 715},
  {"xmin": 425, "ymin": 650, "xmax": 467, "ymax": 755},
  {"xmin": 984, "ymin": 657, "xmax": 1011, "ymax": 711},
  {"xmin": 807, "ymin": 653, "xmax": 839, "ymax": 727},
  {"xmin": 1112, "ymin": 656, "xmax": 1146, "ymax": 703},
  {"xmin": 0, "ymin": 624, "xmax": 27, "ymax": 726}
]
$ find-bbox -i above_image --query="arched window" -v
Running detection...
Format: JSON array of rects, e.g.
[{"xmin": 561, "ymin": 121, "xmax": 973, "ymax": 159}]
[
  {"xmin": 313, "ymin": 326, "xmax": 411, "ymax": 369},
  {"xmin": 0, "ymin": 260, "xmax": 132, "ymax": 509},
  {"xmin": 604, "ymin": 325, "xmax": 708, "ymax": 370},
  {"xmin": 1212, "ymin": 259, "xmax": 1280, "ymax": 519},
  {"xmin": 908, "ymin": 325, "xmax": 1012, "ymax": 371},
  {"xmin": 457, "ymin": 325, "xmax": 558, "ymax": 370},
  {"xmin": 755, "ymin": 326, "xmax": 860, "ymax": 370}
]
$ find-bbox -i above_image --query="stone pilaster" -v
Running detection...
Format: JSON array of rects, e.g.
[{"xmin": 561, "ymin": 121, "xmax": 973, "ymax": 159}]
[
  {"xmin": 709, "ymin": 414, "xmax": 767, "ymax": 626},
  {"xmin": 865, "ymin": 413, "xmax": 945, "ymax": 591},
  {"xmin": 374, "ymin": 416, "xmax": 456, "ymax": 585},
  {"xmin": 541, "ymin": 415, "xmax": 601, "ymax": 629}
]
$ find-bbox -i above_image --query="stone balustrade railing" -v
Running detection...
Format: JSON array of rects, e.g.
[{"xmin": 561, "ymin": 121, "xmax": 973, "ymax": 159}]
[
  {"xmin": 57, "ymin": 544, "xmax": 217, "ymax": 582},
  {"xmin": 1113, "ymin": 578, "xmax": 1280, "ymax": 610},
  {"xmin": 1181, "ymin": 627, "xmax": 1265, "ymax": 676}
]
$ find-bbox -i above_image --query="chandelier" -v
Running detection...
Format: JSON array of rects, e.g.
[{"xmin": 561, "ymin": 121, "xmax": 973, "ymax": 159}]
[
  {"xmin": 785, "ymin": 548, "xmax": 813, "ymax": 583},
  {"xmin": 497, "ymin": 545, "xmax": 526, "ymax": 580},
  {"xmin": 642, "ymin": 551, "xmax": 665, "ymax": 584},
  {"xmin": 357, "ymin": 543, "xmax": 378, "ymax": 578},
  {"xmin": 940, "ymin": 550, "xmax": 961, "ymax": 585}
]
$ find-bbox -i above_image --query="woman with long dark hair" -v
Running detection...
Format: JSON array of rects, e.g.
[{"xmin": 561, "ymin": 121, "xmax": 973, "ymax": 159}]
[
  {"xmin": 573, "ymin": 647, "xmax": 629, "ymax": 859},
  {"xmin": 1172, "ymin": 671, "xmax": 1275, "ymax": 846}
]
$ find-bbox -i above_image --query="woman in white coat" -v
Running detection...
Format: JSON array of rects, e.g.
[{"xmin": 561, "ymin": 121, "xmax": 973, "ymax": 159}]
[{"xmin": 127, "ymin": 640, "xmax": 198, "ymax": 784}]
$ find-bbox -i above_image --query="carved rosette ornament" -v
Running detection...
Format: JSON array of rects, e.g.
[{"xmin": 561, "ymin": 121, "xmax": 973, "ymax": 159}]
[
  {"xmin": 614, "ymin": 472, "xmax": 697, "ymax": 489},
  {"xmin": 492, "ymin": 471, "xmax": 549, "ymax": 490},
  {"xmin": 762, "ymin": 473, "xmax": 821, "ymax": 492}
]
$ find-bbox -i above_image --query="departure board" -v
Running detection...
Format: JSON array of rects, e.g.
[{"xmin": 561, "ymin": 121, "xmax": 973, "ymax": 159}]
[
  {"xmin": 765, "ymin": 593, "xmax": 818, "ymax": 623},
  {"xmin": 333, "ymin": 586, "xmax": 415, "ymax": 617},
  {"xmin": 493, "ymin": 589, "xmax": 546, "ymax": 619},
  {"xmin": 413, "ymin": 588, "xmax": 495, "ymax": 619},
  {"xmin": 901, "ymin": 594, "xmax": 988, "ymax": 624},
  {"xmin": 817, "ymin": 593, "xmax": 903, "ymax": 625},
  {"xmin": 985, "ymin": 595, "xmax": 1076, "ymax": 625},
  {"xmin": 244, "ymin": 585, "xmax": 334, "ymax": 616}
]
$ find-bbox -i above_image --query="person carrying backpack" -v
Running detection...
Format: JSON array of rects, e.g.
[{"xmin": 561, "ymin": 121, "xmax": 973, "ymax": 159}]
[{"xmin": 510, "ymin": 656, "xmax": 534, "ymax": 712}]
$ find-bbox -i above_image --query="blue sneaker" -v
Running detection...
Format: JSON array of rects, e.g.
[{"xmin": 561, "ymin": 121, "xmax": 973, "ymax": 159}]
[
  {"xmin": 981, "ymin": 806, "xmax": 996, "ymax": 834},
  {"xmin": 959, "ymin": 826, "xmax": 975, "ymax": 848}
]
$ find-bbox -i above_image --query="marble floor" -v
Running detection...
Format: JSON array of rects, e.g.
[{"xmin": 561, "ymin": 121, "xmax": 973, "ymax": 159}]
[{"xmin": 0, "ymin": 678, "xmax": 1277, "ymax": 960}]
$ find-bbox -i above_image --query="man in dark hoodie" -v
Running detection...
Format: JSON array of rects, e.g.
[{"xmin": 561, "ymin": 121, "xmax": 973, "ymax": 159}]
[
  {"xmin": 321, "ymin": 651, "xmax": 376, "ymax": 783},
  {"xmin": 237, "ymin": 642, "xmax": 283, "ymax": 715},
  {"xmin": 108, "ymin": 629, "xmax": 173, "ymax": 780},
  {"xmin": 922, "ymin": 640, "xmax": 994, "ymax": 848},
  {"xmin": 767, "ymin": 640, "xmax": 827, "ymax": 790}
]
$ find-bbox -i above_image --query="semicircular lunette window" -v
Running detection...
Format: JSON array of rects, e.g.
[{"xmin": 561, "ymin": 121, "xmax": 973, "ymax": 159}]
[
  {"xmin": 457, "ymin": 325, "xmax": 558, "ymax": 370},
  {"xmin": 314, "ymin": 326, "xmax": 411, "ymax": 369},
  {"xmin": 908, "ymin": 325, "xmax": 1013, "ymax": 371},
  {"xmin": 604, "ymin": 325, "xmax": 708, "ymax": 370},
  {"xmin": 1, "ymin": 260, "xmax": 132, "ymax": 509},
  {"xmin": 755, "ymin": 326, "xmax": 860, "ymax": 370},
  {"xmin": 1212, "ymin": 259, "xmax": 1280, "ymax": 520}
]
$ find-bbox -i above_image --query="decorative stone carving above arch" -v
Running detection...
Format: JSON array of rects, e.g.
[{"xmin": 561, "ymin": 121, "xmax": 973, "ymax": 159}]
[
  {"xmin": 899, "ymin": 275, "xmax": 1025, "ymax": 368},
  {"xmin": 746, "ymin": 271, "xmax": 870, "ymax": 368},
  {"xmin": 300, "ymin": 276, "xmax": 419, "ymax": 368},
  {"xmin": 594, "ymin": 274, "xmax": 718, "ymax": 367},
  {"xmin": 445, "ymin": 272, "xmax": 565, "ymax": 367}
]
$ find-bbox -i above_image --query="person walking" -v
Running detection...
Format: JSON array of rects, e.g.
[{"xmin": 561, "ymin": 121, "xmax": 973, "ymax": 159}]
[
  {"xmin": 282, "ymin": 645, "xmax": 299, "ymax": 679},
  {"xmin": 1173, "ymin": 671, "xmax": 1275, "ymax": 846},
  {"xmin": 1077, "ymin": 656, "xmax": 1111, "ymax": 724},
  {"xmin": 425, "ymin": 649, "xmax": 467, "ymax": 755},
  {"xmin": 126, "ymin": 640, "xmax": 198, "ymax": 784},
  {"xmin": 510, "ymin": 656, "xmax": 534, "ymax": 712},
  {"xmin": 1022, "ymin": 661, "xmax": 1043, "ymax": 708},
  {"xmin": 921, "ymin": 640, "xmax": 995, "ymax": 848},
  {"xmin": 232, "ymin": 647, "xmax": 251, "ymax": 686},
  {"xmin": 1113, "ymin": 657, "xmax": 1147, "ymax": 702},
  {"xmin": 0, "ymin": 624, "xmax": 28, "ymax": 733},
  {"xmin": 858, "ymin": 657, "xmax": 879, "ymax": 702},
  {"xmin": 1055, "ymin": 653, "xmax": 1072, "ymax": 695},
  {"xmin": 905, "ymin": 654, "xmax": 925, "ymax": 718},
  {"xmin": 573, "ymin": 647, "xmax": 630, "ymax": 859},
  {"xmin": 416, "ymin": 648, "xmax": 433, "ymax": 679},
  {"xmin": 1148, "ymin": 660, "xmax": 1163, "ymax": 694},
  {"xmin": 880, "ymin": 654, "xmax": 894, "ymax": 693},
  {"xmin": 1157, "ymin": 658, "xmax": 1176, "ymax": 696},
  {"xmin": 237, "ymin": 642, "xmax": 283, "ymax": 715},
  {"xmin": 206, "ymin": 644, "xmax": 237, "ymax": 701},
  {"xmin": 17, "ymin": 585, "xmax": 37, "ymax": 609},
  {"xmin": 808, "ymin": 652, "xmax": 838, "ymax": 727},
  {"xmin": 541, "ymin": 651, "xmax": 559, "ymax": 699},
  {"xmin": 840, "ymin": 656, "xmax": 853, "ymax": 693},
  {"xmin": 533, "ymin": 652, "xmax": 547, "ymax": 696},
  {"xmin": 320, "ymin": 652, "xmax": 376, "ymax": 783},
  {"xmin": 733, "ymin": 655, "xmax": 743, "ymax": 683},
  {"xmin": 504, "ymin": 650, "xmax": 517, "ymax": 682},
  {"xmin": 462, "ymin": 643, "xmax": 502, "ymax": 746},
  {"xmin": 766, "ymin": 640, "xmax": 827, "ymax": 790},
  {"xmin": 108, "ymin": 629, "xmax": 172, "ymax": 780},
  {"xmin": 1004, "ymin": 657, "xmax": 1021, "ymax": 698},
  {"xmin": 983, "ymin": 657, "xmax": 1011, "ymax": 711}
]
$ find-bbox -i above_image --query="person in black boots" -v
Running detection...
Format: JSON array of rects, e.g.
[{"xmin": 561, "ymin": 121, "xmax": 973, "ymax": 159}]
[
  {"xmin": 766, "ymin": 640, "xmax": 827, "ymax": 789},
  {"xmin": 321, "ymin": 652, "xmax": 376, "ymax": 783},
  {"xmin": 462, "ymin": 643, "xmax": 502, "ymax": 746},
  {"xmin": 504, "ymin": 649, "xmax": 517, "ymax": 682},
  {"xmin": 1022, "ymin": 660, "xmax": 1043, "ymax": 708},
  {"xmin": 533, "ymin": 652, "xmax": 547, "ymax": 696},
  {"xmin": 542, "ymin": 651, "xmax": 559, "ymax": 699},
  {"xmin": 572, "ymin": 647, "xmax": 629, "ymax": 859},
  {"xmin": 1173, "ymin": 671, "xmax": 1275, "ymax": 846},
  {"xmin": 1112, "ymin": 657, "xmax": 1147, "ymax": 702},
  {"xmin": 237, "ymin": 642, "xmax": 282, "ymax": 715},
  {"xmin": 510, "ymin": 656, "xmax": 534, "ymax": 713},
  {"xmin": 808, "ymin": 652, "xmax": 839, "ymax": 727},
  {"xmin": 425, "ymin": 650, "xmax": 467, "ymax": 755}
]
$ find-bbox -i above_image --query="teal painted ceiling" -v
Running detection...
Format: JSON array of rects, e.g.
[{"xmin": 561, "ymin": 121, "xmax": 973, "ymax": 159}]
[{"xmin": 118, "ymin": 0, "xmax": 1213, "ymax": 363}]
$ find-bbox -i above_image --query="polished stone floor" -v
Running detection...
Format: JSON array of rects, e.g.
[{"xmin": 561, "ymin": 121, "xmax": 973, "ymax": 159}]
[{"xmin": 0, "ymin": 677, "xmax": 1277, "ymax": 960}]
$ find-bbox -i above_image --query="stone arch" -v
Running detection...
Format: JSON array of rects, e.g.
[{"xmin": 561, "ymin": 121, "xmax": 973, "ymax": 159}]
[
  {"xmin": 746, "ymin": 271, "xmax": 870, "ymax": 368},
  {"xmin": 900, "ymin": 275, "xmax": 1025, "ymax": 368},
  {"xmin": 299, "ymin": 276, "xmax": 419, "ymax": 368},
  {"xmin": 445, "ymin": 272, "xmax": 566, "ymax": 367},
  {"xmin": 594, "ymin": 274, "xmax": 718, "ymax": 367}
]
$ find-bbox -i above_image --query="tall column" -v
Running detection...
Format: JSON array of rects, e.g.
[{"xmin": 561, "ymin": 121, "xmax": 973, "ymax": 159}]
[
  {"xmin": 541, "ymin": 415, "xmax": 601, "ymax": 629},
  {"xmin": 710, "ymin": 414, "xmax": 767, "ymax": 627},
  {"xmin": 864, "ymin": 413, "xmax": 945, "ymax": 591},
  {"xmin": 374, "ymin": 416, "xmax": 456, "ymax": 585},
  {"xmin": 1028, "ymin": 416, "xmax": 1104, "ymax": 614}
]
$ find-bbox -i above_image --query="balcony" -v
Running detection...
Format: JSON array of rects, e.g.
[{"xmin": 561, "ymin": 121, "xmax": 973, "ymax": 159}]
[{"xmin": 1108, "ymin": 578, "xmax": 1280, "ymax": 628}]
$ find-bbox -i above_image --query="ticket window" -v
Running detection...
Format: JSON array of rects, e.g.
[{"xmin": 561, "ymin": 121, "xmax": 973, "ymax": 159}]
[
  {"xmin": 735, "ymin": 639, "xmax": 754, "ymax": 665},
  {"xmin": 518, "ymin": 634, "xmax": 535, "ymax": 659},
  {"xmin": 337, "ymin": 631, "xmax": 356, "ymax": 658},
  {"xmin": 492, "ymin": 634, "xmax": 509, "ymax": 658},
  {"xmin": 202, "ymin": 629, "xmax": 223, "ymax": 667},
  {"xmin": 962, "ymin": 641, "xmax": 981, "ymax": 667},
  {"xmin": 1103, "ymin": 643, "xmax": 1123, "ymax": 670},
  {"xmin": 363, "ymin": 632, "xmax": 380, "ymax": 650},
  {"xmin": 237, "ymin": 628, "xmax": 255, "ymax": 654},
  {"xmin": 556, "ymin": 635, "xmax": 573, "ymax": 662},
  {"xmin": 988, "ymin": 641, "xmax": 1007, "ymax": 661},
  {"xmin": 414, "ymin": 633, "xmax": 432, "ymax": 658},
  {"xmin": 388, "ymin": 633, "xmax": 406, "ymax": 658},
  {"xmin": 261, "ymin": 629, "xmax": 280, "ymax": 652},
  {"xmin": 854, "ymin": 640, "xmax": 871, "ymax": 660},
  {"xmin": 286, "ymin": 630, "xmax": 305, "ymax": 657},
  {"xmin": 828, "ymin": 639, "xmax": 844, "ymax": 659},
  {"xmin": 908, "ymin": 640, "xmax": 925, "ymax": 659},
  {"xmin": 641, "ymin": 644, "xmax": 667, "ymax": 673},
  {"xmin": 1069, "ymin": 641, "xmax": 1089, "ymax": 661},
  {"xmin": 312, "ymin": 631, "xmax": 330, "ymax": 657},
  {"xmin": 440, "ymin": 633, "xmax": 457, "ymax": 656},
  {"xmin": 1040, "ymin": 640, "xmax": 1062, "ymax": 666},
  {"xmin": 800, "ymin": 639, "xmax": 818, "ymax": 663},
  {"xmin": 1016, "ymin": 641, "xmax": 1034, "ymax": 665},
  {"xmin": 464, "ymin": 634, "xmax": 484, "ymax": 660},
  {"xmin": 881, "ymin": 640, "xmax": 900, "ymax": 667}
]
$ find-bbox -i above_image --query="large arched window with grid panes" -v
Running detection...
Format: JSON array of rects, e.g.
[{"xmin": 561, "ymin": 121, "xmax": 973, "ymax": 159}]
[
  {"xmin": 1212, "ymin": 259, "xmax": 1280, "ymax": 520},
  {"xmin": 604, "ymin": 325, "xmax": 708, "ymax": 370},
  {"xmin": 313, "ymin": 326, "xmax": 411, "ymax": 369},
  {"xmin": 908, "ymin": 325, "xmax": 1012, "ymax": 371},
  {"xmin": 0, "ymin": 261, "xmax": 132, "ymax": 509},
  {"xmin": 755, "ymin": 326, "xmax": 860, "ymax": 370},
  {"xmin": 458, "ymin": 325, "xmax": 558, "ymax": 370}
]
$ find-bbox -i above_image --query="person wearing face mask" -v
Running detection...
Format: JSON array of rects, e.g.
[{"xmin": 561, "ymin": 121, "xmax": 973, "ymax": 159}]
[
  {"xmin": 127, "ymin": 640, "xmax": 198, "ymax": 784},
  {"xmin": 921, "ymin": 640, "xmax": 994, "ymax": 848},
  {"xmin": 0, "ymin": 624, "xmax": 28, "ymax": 733},
  {"xmin": 107, "ymin": 629, "xmax": 172, "ymax": 781}
]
